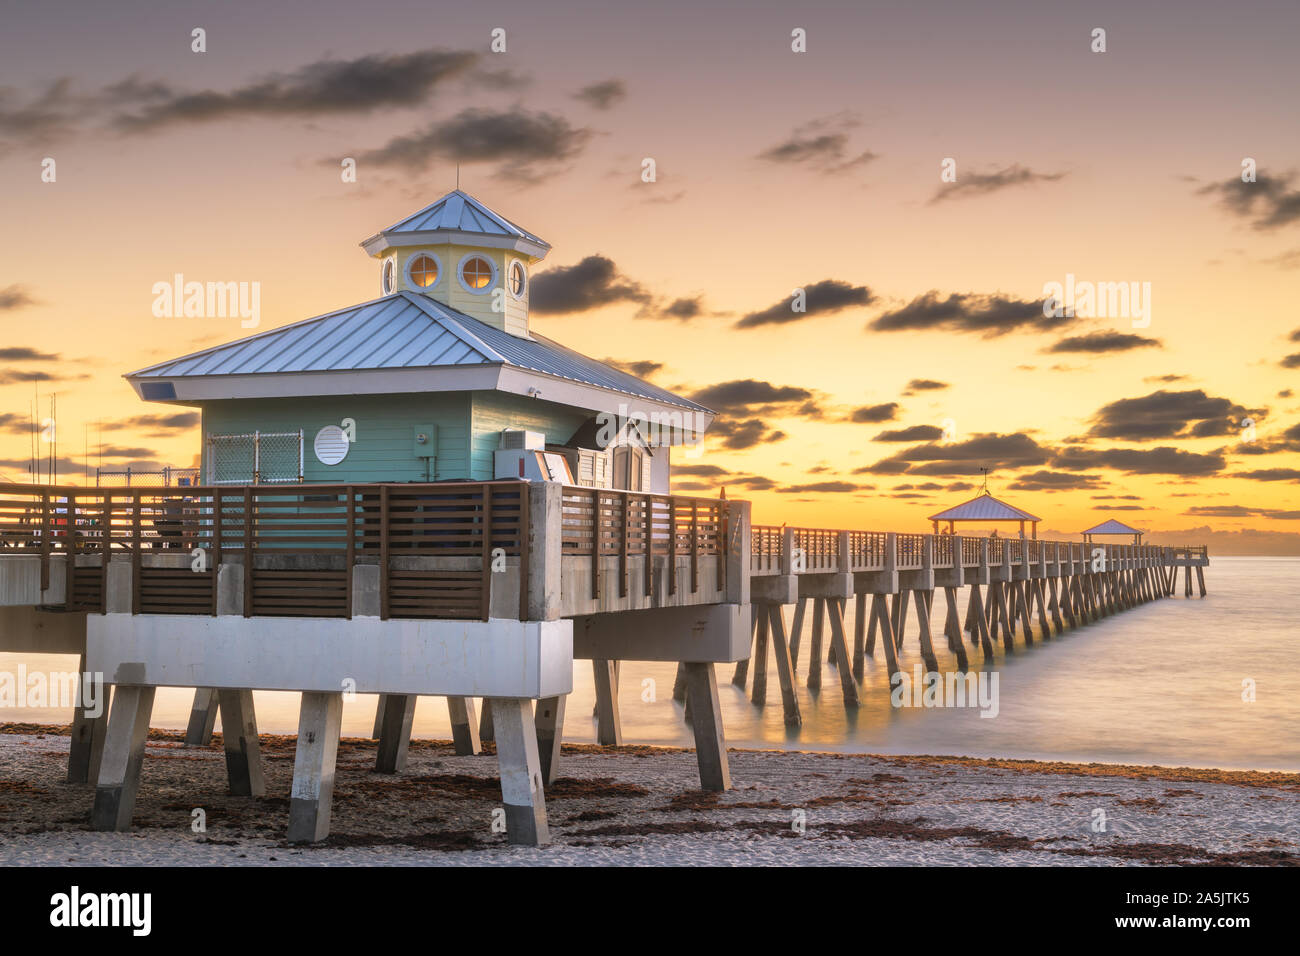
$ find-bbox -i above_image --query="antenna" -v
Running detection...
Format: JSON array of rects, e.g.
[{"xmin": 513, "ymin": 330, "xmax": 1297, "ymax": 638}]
[
  {"xmin": 456, "ymin": 164, "xmax": 461, "ymax": 190},
  {"xmin": 979, "ymin": 467, "xmax": 989, "ymax": 495}
]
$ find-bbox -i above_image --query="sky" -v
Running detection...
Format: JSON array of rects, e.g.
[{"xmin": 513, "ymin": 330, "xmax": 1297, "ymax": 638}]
[{"xmin": 1, "ymin": 0, "xmax": 1299, "ymax": 552}]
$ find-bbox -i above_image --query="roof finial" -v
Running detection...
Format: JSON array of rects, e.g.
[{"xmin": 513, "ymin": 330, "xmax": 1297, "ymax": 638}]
[
  {"xmin": 456, "ymin": 164, "xmax": 460, "ymax": 190},
  {"xmin": 980, "ymin": 466, "xmax": 989, "ymax": 495}
]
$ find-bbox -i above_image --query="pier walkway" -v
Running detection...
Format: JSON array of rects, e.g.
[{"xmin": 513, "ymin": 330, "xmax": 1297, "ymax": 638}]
[{"xmin": 0, "ymin": 480, "xmax": 1208, "ymax": 846}]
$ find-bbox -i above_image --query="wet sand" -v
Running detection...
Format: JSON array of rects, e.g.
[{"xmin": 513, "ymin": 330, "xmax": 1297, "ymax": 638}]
[{"xmin": 0, "ymin": 723, "xmax": 1296, "ymax": 866}]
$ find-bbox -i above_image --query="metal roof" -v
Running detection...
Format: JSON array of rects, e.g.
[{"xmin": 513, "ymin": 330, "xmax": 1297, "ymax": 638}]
[
  {"xmin": 1082, "ymin": 518, "xmax": 1143, "ymax": 535},
  {"xmin": 928, "ymin": 493, "xmax": 1041, "ymax": 523},
  {"xmin": 127, "ymin": 292, "xmax": 709, "ymax": 414},
  {"xmin": 378, "ymin": 190, "xmax": 548, "ymax": 246}
]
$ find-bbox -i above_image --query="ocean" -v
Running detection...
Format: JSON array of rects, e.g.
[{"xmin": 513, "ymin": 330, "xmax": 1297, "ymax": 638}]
[{"xmin": 3, "ymin": 555, "xmax": 1296, "ymax": 772}]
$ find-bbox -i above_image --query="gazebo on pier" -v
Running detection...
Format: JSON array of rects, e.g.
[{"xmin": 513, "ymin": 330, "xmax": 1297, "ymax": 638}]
[
  {"xmin": 928, "ymin": 492, "xmax": 1041, "ymax": 539},
  {"xmin": 1082, "ymin": 518, "xmax": 1143, "ymax": 545}
]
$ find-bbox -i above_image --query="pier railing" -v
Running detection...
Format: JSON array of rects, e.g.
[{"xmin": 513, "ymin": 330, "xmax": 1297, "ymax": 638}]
[
  {"xmin": 0, "ymin": 481, "xmax": 731, "ymax": 621},
  {"xmin": 749, "ymin": 524, "xmax": 1208, "ymax": 575}
]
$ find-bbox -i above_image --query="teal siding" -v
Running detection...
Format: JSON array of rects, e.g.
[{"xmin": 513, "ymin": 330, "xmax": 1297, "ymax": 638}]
[
  {"xmin": 198, "ymin": 393, "xmax": 472, "ymax": 483},
  {"xmin": 469, "ymin": 392, "xmax": 590, "ymax": 480}
]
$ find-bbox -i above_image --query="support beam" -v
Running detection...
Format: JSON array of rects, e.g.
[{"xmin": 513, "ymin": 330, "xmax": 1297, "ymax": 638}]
[
  {"xmin": 788, "ymin": 597, "xmax": 808, "ymax": 671},
  {"xmin": 871, "ymin": 593, "xmax": 901, "ymax": 679},
  {"xmin": 683, "ymin": 662, "xmax": 730, "ymax": 791},
  {"xmin": 826, "ymin": 598, "xmax": 860, "ymax": 707},
  {"xmin": 217, "ymin": 688, "xmax": 265, "ymax": 798},
  {"xmin": 592, "ymin": 659, "xmax": 622, "ymax": 746},
  {"xmin": 533, "ymin": 695, "xmax": 566, "ymax": 786},
  {"xmin": 90, "ymin": 684, "xmax": 155, "ymax": 832},
  {"xmin": 493, "ymin": 697, "xmax": 550, "ymax": 846},
  {"xmin": 184, "ymin": 687, "xmax": 218, "ymax": 747},
  {"xmin": 287, "ymin": 691, "xmax": 344, "ymax": 844},
  {"xmin": 766, "ymin": 605, "xmax": 801, "ymax": 726},
  {"xmin": 375, "ymin": 693, "xmax": 417, "ymax": 772},
  {"xmin": 942, "ymin": 587, "xmax": 969, "ymax": 671},
  {"xmin": 911, "ymin": 589, "xmax": 940, "ymax": 672},
  {"xmin": 371, "ymin": 693, "xmax": 388, "ymax": 739},
  {"xmin": 852, "ymin": 591, "xmax": 867, "ymax": 681},
  {"xmin": 806, "ymin": 598, "xmax": 825, "ymax": 689},
  {"xmin": 751, "ymin": 605, "xmax": 770, "ymax": 705},
  {"xmin": 447, "ymin": 697, "xmax": 482, "ymax": 756},
  {"xmin": 67, "ymin": 654, "xmax": 108, "ymax": 784},
  {"xmin": 731, "ymin": 612, "xmax": 758, "ymax": 687}
]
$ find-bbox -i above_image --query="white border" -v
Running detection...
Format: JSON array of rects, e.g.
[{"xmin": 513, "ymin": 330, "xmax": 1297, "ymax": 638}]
[
  {"xmin": 507, "ymin": 259, "xmax": 528, "ymax": 300},
  {"xmin": 457, "ymin": 252, "xmax": 498, "ymax": 295},
  {"xmin": 403, "ymin": 250, "xmax": 443, "ymax": 292},
  {"xmin": 379, "ymin": 255, "xmax": 397, "ymax": 295}
]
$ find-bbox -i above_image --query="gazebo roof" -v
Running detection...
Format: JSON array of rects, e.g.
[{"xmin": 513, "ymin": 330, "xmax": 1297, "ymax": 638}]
[
  {"xmin": 928, "ymin": 492, "xmax": 1041, "ymax": 523},
  {"xmin": 1082, "ymin": 518, "xmax": 1143, "ymax": 536}
]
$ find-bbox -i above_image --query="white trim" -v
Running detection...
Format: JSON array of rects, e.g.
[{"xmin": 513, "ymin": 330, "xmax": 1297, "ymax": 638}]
[
  {"xmin": 379, "ymin": 255, "xmax": 397, "ymax": 296},
  {"xmin": 403, "ymin": 250, "xmax": 443, "ymax": 292},
  {"xmin": 127, "ymin": 365, "xmax": 715, "ymax": 439},
  {"xmin": 457, "ymin": 253, "xmax": 498, "ymax": 295},
  {"xmin": 507, "ymin": 259, "xmax": 528, "ymax": 301},
  {"xmin": 360, "ymin": 231, "xmax": 550, "ymax": 261}
]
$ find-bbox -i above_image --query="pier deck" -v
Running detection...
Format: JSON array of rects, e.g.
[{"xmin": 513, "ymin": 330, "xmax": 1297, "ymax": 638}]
[{"xmin": 0, "ymin": 480, "xmax": 1208, "ymax": 847}]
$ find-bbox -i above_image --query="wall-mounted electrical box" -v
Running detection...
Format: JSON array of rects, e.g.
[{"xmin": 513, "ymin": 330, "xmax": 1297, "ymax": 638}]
[{"xmin": 412, "ymin": 424, "xmax": 438, "ymax": 457}]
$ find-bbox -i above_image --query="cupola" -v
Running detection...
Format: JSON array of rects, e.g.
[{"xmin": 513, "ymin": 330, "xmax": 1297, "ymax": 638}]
[{"xmin": 359, "ymin": 190, "xmax": 550, "ymax": 338}]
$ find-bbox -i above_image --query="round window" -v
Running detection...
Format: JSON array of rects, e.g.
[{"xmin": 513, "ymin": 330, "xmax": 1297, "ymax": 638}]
[
  {"xmin": 314, "ymin": 425, "xmax": 350, "ymax": 466},
  {"xmin": 380, "ymin": 258, "xmax": 395, "ymax": 295},
  {"xmin": 407, "ymin": 253, "xmax": 439, "ymax": 288},
  {"xmin": 461, "ymin": 255, "xmax": 493, "ymax": 291},
  {"xmin": 509, "ymin": 261, "xmax": 527, "ymax": 298}
]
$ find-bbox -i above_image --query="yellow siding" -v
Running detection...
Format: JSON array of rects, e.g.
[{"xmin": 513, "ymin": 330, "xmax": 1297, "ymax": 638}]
[{"xmin": 381, "ymin": 243, "xmax": 537, "ymax": 337}]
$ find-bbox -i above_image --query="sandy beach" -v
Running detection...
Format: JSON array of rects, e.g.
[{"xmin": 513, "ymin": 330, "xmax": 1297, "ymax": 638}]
[{"xmin": 0, "ymin": 723, "xmax": 1295, "ymax": 866}]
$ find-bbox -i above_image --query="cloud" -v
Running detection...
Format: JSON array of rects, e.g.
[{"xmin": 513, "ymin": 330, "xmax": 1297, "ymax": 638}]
[
  {"xmin": 1052, "ymin": 445, "xmax": 1224, "ymax": 476},
  {"xmin": 736, "ymin": 280, "xmax": 874, "ymax": 329},
  {"xmin": 0, "ymin": 369, "xmax": 88, "ymax": 384},
  {"xmin": 1281, "ymin": 353, "xmax": 1300, "ymax": 369},
  {"xmin": 869, "ymin": 290, "xmax": 1066, "ymax": 337},
  {"xmin": 864, "ymin": 432, "xmax": 1052, "ymax": 476},
  {"xmin": 530, "ymin": 255, "xmax": 652, "ymax": 314},
  {"xmin": 1006, "ymin": 470, "xmax": 1105, "ymax": 491},
  {"xmin": 601, "ymin": 358, "xmax": 663, "ymax": 380},
  {"xmin": 1231, "ymin": 468, "xmax": 1300, "ymax": 481},
  {"xmin": 756, "ymin": 113, "xmax": 877, "ymax": 174},
  {"xmin": 1047, "ymin": 331, "xmax": 1162, "ymax": 354},
  {"xmin": 1084, "ymin": 389, "xmax": 1257, "ymax": 442},
  {"xmin": 849, "ymin": 403, "xmax": 899, "ymax": 424},
  {"xmin": 100, "ymin": 412, "xmax": 200, "ymax": 436},
  {"xmin": 672, "ymin": 464, "xmax": 730, "ymax": 478},
  {"xmin": 0, "ymin": 286, "xmax": 37, "ymax": 311},
  {"xmin": 1198, "ymin": 171, "xmax": 1300, "ymax": 231},
  {"xmin": 113, "ymin": 50, "xmax": 481, "ymax": 132},
  {"xmin": 902, "ymin": 379, "xmax": 949, "ymax": 395},
  {"xmin": 1184, "ymin": 505, "xmax": 1300, "ymax": 520},
  {"xmin": 659, "ymin": 296, "xmax": 706, "ymax": 320},
  {"xmin": 872, "ymin": 425, "xmax": 945, "ymax": 442},
  {"xmin": 689, "ymin": 380, "xmax": 814, "ymax": 415},
  {"xmin": 0, "ymin": 346, "xmax": 58, "ymax": 361},
  {"xmin": 708, "ymin": 418, "xmax": 786, "ymax": 450},
  {"xmin": 574, "ymin": 79, "xmax": 627, "ymax": 110},
  {"xmin": 931, "ymin": 164, "xmax": 1066, "ymax": 203},
  {"xmin": 358, "ymin": 107, "xmax": 591, "ymax": 181},
  {"xmin": 776, "ymin": 481, "xmax": 864, "ymax": 494}
]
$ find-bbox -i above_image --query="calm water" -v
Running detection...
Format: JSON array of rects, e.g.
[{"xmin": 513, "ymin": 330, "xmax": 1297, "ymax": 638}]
[{"xmin": 3, "ymin": 557, "xmax": 1296, "ymax": 771}]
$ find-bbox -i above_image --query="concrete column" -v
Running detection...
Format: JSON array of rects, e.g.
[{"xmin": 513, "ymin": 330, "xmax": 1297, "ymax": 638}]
[
  {"xmin": 217, "ymin": 688, "xmax": 265, "ymax": 797},
  {"xmin": 375, "ymin": 693, "xmax": 417, "ymax": 772},
  {"xmin": 447, "ymin": 697, "xmax": 482, "ymax": 755},
  {"xmin": 371, "ymin": 693, "xmax": 388, "ymax": 738},
  {"xmin": 90, "ymin": 684, "xmax": 155, "ymax": 831},
  {"xmin": 527, "ymin": 481, "xmax": 564, "ymax": 621},
  {"xmin": 592, "ymin": 658, "xmax": 622, "ymax": 746},
  {"xmin": 479, "ymin": 698, "xmax": 496, "ymax": 743},
  {"xmin": 287, "ymin": 691, "xmax": 343, "ymax": 844},
  {"xmin": 684, "ymin": 662, "xmax": 730, "ymax": 791},
  {"xmin": 493, "ymin": 697, "xmax": 550, "ymax": 846},
  {"xmin": 66, "ymin": 653, "xmax": 108, "ymax": 785},
  {"xmin": 184, "ymin": 688, "xmax": 219, "ymax": 746},
  {"xmin": 533, "ymin": 695, "xmax": 566, "ymax": 785}
]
